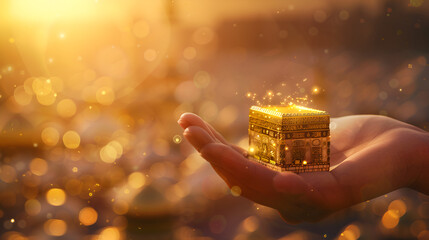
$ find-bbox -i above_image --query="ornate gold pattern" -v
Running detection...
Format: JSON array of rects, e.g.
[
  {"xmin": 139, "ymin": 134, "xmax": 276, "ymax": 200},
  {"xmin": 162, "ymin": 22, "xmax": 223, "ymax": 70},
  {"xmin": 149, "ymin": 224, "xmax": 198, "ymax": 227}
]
[{"xmin": 248, "ymin": 105, "xmax": 330, "ymax": 173}]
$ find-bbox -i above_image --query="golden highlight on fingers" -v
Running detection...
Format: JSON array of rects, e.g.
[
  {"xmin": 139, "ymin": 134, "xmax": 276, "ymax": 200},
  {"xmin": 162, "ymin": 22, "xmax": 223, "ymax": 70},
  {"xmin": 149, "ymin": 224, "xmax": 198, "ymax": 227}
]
[{"xmin": 183, "ymin": 126, "xmax": 215, "ymax": 152}]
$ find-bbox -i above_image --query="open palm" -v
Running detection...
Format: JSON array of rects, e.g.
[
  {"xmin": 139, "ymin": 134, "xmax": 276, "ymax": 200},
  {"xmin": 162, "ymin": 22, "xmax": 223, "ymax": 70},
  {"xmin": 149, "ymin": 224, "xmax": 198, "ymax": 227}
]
[{"xmin": 178, "ymin": 113, "xmax": 428, "ymax": 223}]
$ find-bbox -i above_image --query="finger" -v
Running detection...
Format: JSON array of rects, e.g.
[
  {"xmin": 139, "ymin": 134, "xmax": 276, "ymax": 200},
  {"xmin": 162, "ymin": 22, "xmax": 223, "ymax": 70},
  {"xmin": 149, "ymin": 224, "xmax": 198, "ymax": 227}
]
[
  {"xmin": 204, "ymin": 118, "xmax": 228, "ymax": 144},
  {"xmin": 178, "ymin": 113, "xmax": 223, "ymax": 143},
  {"xmin": 183, "ymin": 126, "xmax": 215, "ymax": 152},
  {"xmin": 179, "ymin": 113, "xmax": 248, "ymax": 157},
  {"xmin": 273, "ymin": 172, "xmax": 309, "ymax": 196},
  {"xmin": 200, "ymin": 143, "xmax": 326, "ymax": 218},
  {"xmin": 231, "ymin": 145, "xmax": 248, "ymax": 157},
  {"xmin": 200, "ymin": 143, "xmax": 283, "ymax": 200}
]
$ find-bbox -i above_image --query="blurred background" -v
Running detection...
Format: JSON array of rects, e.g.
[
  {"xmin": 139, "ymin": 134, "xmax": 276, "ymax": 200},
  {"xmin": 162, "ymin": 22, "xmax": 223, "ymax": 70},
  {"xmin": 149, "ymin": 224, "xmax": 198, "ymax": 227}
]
[{"xmin": 0, "ymin": 0, "xmax": 429, "ymax": 239}]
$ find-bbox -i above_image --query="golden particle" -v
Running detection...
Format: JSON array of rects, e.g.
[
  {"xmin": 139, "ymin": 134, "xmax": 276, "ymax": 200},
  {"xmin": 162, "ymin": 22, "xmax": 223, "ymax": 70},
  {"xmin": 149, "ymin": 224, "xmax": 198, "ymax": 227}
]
[
  {"xmin": 173, "ymin": 135, "xmax": 182, "ymax": 144},
  {"xmin": 96, "ymin": 87, "xmax": 115, "ymax": 105},
  {"xmin": 231, "ymin": 186, "xmax": 242, "ymax": 197}
]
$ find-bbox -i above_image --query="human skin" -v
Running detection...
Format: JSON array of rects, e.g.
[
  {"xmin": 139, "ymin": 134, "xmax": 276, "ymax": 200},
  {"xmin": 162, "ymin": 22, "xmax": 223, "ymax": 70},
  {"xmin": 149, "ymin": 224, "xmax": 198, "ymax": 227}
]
[{"xmin": 178, "ymin": 113, "xmax": 429, "ymax": 223}]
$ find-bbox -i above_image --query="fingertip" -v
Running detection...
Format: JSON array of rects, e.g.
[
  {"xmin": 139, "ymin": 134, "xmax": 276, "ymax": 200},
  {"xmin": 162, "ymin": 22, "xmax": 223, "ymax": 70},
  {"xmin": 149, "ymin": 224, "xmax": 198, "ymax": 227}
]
[
  {"xmin": 200, "ymin": 142, "xmax": 242, "ymax": 168},
  {"xmin": 178, "ymin": 112, "xmax": 202, "ymax": 129},
  {"xmin": 178, "ymin": 112, "xmax": 191, "ymax": 128},
  {"xmin": 182, "ymin": 126, "xmax": 215, "ymax": 152}
]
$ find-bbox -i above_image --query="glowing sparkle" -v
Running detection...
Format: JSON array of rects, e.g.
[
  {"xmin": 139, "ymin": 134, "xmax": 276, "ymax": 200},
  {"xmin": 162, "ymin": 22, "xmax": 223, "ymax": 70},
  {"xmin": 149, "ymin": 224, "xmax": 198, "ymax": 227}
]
[
  {"xmin": 10, "ymin": 218, "xmax": 15, "ymax": 223},
  {"xmin": 231, "ymin": 186, "xmax": 242, "ymax": 197},
  {"xmin": 173, "ymin": 135, "xmax": 182, "ymax": 144}
]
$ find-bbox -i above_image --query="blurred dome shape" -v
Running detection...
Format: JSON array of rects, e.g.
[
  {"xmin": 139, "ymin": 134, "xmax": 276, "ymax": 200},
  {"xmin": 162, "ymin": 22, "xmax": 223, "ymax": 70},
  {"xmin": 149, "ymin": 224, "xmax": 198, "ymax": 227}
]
[
  {"xmin": 129, "ymin": 185, "xmax": 175, "ymax": 217},
  {"xmin": 126, "ymin": 184, "xmax": 178, "ymax": 239}
]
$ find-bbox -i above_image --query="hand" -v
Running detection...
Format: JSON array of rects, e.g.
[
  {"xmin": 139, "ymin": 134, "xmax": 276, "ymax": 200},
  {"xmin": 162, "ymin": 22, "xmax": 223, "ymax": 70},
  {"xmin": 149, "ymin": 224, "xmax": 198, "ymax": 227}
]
[{"xmin": 178, "ymin": 113, "xmax": 429, "ymax": 223}]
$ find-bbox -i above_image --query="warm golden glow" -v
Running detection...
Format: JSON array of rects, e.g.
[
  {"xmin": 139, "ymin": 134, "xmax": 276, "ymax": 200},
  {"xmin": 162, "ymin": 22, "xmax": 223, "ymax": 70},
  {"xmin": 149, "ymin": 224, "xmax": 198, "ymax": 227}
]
[
  {"xmin": 46, "ymin": 188, "xmax": 66, "ymax": 206},
  {"xmin": 99, "ymin": 227, "xmax": 121, "ymax": 240},
  {"xmin": 303, "ymin": 160, "xmax": 308, "ymax": 165},
  {"xmin": 173, "ymin": 135, "xmax": 182, "ymax": 144},
  {"xmin": 44, "ymin": 219, "xmax": 67, "ymax": 236},
  {"xmin": 41, "ymin": 127, "xmax": 60, "ymax": 146},
  {"xmin": 29, "ymin": 157, "xmax": 48, "ymax": 176},
  {"xmin": 79, "ymin": 207, "xmax": 98, "ymax": 226},
  {"xmin": 0, "ymin": 165, "xmax": 17, "ymax": 183},
  {"xmin": 14, "ymin": 86, "xmax": 32, "ymax": 106},
  {"xmin": 231, "ymin": 186, "xmax": 242, "ymax": 197},
  {"xmin": 62, "ymin": 131, "xmax": 81, "ymax": 149},
  {"xmin": 253, "ymin": 105, "xmax": 327, "ymax": 117},
  {"xmin": 128, "ymin": 172, "xmax": 146, "ymax": 189},
  {"xmin": 10, "ymin": 0, "xmax": 100, "ymax": 22},
  {"xmin": 96, "ymin": 87, "xmax": 115, "ymax": 105},
  {"xmin": 112, "ymin": 200, "xmax": 129, "ymax": 215},
  {"xmin": 344, "ymin": 224, "xmax": 361, "ymax": 239},
  {"xmin": 25, "ymin": 199, "xmax": 41, "ymax": 216},
  {"xmin": 57, "ymin": 99, "xmax": 77, "ymax": 118},
  {"xmin": 388, "ymin": 199, "xmax": 407, "ymax": 217},
  {"xmin": 242, "ymin": 216, "xmax": 259, "ymax": 232},
  {"xmin": 100, "ymin": 141, "xmax": 123, "ymax": 163},
  {"xmin": 381, "ymin": 210, "xmax": 400, "ymax": 229}
]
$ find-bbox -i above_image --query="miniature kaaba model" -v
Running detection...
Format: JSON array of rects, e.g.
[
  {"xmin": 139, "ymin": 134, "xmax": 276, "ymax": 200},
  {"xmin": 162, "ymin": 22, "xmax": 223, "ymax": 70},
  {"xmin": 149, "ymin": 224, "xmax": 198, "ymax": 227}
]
[{"xmin": 248, "ymin": 105, "xmax": 330, "ymax": 173}]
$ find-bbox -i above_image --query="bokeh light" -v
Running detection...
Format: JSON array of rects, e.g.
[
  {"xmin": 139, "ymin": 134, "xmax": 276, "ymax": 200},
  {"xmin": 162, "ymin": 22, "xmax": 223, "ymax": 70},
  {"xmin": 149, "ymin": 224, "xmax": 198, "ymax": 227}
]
[
  {"xmin": 62, "ymin": 131, "xmax": 81, "ymax": 149},
  {"xmin": 44, "ymin": 219, "xmax": 67, "ymax": 236},
  {"xmin": 57, "ymin": 99, "xmax": 77, "ymax": 118},
  {"xmin": 41, "ymin": 127, "xmax": 60, "ymax": 146},
  {"xmin": 79, "ymin": 207, "xmax": 98, "ymax": 226},
  {"xmin": 381, "ymin": 210, "xmax": 400, "ymax": 229},
  {"xmin": 29, "ymin": 158, "xmax": 48, "ymax": 176},
  {"xmin": 1, "ymin": 0, "xmax": 429, "ymax": 239},
  {"xmin": 99, "ymin": 227, "xmax": 121, "ymax": 240},
  {"xmin": 24, "ymin": 199, "xmax": 41, "ymax": 216},
  {"xmin": 128, "ymin": 172, "xmax": 146, "ymax": 189},
  {"xmin": 46, "ymin": 188, "xmax": 66, "ymax": 206}
]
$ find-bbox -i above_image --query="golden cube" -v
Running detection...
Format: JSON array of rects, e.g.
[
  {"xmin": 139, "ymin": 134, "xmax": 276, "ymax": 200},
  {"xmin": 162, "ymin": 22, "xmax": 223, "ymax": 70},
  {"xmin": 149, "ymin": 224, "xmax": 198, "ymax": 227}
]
[{"xmin": 248, "ymin": 105, "xmax": 330, "ymax": 173}]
